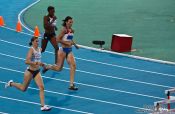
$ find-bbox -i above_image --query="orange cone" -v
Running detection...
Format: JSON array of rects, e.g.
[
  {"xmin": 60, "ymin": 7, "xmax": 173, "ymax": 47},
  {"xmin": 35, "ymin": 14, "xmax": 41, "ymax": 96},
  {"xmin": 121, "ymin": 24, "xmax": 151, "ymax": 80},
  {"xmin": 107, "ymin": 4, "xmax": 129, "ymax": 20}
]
[
  {"xmin": 0, "ymin": 16, "xmax": 5, "ymax": 26},
  {"xmin": 16, "ymin": 21, "xmax": 22, "ymax": 32},
  {"xmin": 34, "ymin": 26, "xmax": 40, "ymax": 37}
]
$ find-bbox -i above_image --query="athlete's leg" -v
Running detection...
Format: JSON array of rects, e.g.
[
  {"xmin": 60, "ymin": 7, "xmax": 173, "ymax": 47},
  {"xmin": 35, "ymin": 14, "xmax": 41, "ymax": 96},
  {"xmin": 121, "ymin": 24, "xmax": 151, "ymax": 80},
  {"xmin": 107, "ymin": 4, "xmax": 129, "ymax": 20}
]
[
  {"xmin": 50, "ymin": 36, "xmax": 59, "ymax": 63},
  {"xmin": 33, "ymin": 72, "xmax": 45, "ymax": 106},
  {"xmin": 66, "ymin": 52, "xmax": 78, "ymax": 90},
  {"xmin": 6, "ymin": 70, "xmax": 32, "ymax": 92},
  {"xmin": 41, "ymin": 38, "xmax": 48, "ymax": 53}
]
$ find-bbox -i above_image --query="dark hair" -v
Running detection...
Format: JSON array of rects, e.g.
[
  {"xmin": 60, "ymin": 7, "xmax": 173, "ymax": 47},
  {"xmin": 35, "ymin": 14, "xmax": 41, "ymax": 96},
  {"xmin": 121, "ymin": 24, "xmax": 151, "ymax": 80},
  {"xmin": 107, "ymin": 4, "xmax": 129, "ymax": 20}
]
[
  {"xmin": 62, "ymin": 16, "xmax": 73, "ymax": 27},
  {"xmin": 47, "ymin": 6, "xmax": 55, "ymax": 12},
  {"xmin": 29, "ymin": 37, "xmax": 38, "ymax": 46}
]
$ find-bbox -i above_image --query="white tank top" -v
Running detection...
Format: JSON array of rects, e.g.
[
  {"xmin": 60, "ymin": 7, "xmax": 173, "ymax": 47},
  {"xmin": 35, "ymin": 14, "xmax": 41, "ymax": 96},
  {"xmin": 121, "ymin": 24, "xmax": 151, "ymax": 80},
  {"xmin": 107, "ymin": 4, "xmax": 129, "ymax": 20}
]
[
  {"xmin": 62, "ymin": 28, "xmax": 74, "ymax": 41},
  {"xmin": 31, "ymin": 47, "xmax": 41, "ymax": 62},
  {"xmin": 49, "ymin": 17, "xmax": 57, "ymax": 26}
]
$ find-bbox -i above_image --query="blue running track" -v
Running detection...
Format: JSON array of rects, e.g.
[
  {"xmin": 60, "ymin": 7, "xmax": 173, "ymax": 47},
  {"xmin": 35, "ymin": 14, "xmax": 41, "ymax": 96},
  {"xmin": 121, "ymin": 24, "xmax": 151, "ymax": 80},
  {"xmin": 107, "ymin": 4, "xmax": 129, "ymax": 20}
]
[{"xmin": 0, "ymin": 0, "xmax": 175, "ymax": 114}]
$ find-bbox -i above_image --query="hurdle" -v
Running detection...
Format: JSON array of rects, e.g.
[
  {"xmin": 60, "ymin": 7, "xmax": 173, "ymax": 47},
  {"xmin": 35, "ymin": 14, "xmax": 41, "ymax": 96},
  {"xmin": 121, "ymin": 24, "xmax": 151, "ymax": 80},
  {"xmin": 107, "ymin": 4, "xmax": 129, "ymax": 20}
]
[{"xmin": 152, "ymin": 88, "xmax": 175, "ymax": 113}]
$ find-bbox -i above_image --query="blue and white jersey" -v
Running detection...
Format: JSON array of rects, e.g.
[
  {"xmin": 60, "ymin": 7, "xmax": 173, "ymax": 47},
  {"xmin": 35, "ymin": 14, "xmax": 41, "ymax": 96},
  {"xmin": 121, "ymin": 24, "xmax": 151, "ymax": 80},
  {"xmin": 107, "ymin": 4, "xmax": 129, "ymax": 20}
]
[
  {"xmin": 62, "ymin": 28, "xmax": 74, "ymax": 41},
  {"xmin": 31, "ymin": 47, "xmax": 41, "ymax": 62}
]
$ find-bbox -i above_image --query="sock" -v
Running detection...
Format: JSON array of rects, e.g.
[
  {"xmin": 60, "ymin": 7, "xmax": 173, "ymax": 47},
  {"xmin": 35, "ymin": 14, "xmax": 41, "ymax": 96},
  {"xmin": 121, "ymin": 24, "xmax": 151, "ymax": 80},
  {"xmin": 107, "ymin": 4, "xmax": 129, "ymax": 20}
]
[{"xmin": 70, "ymin": 83, "xmax": 74, "ymax": 87}]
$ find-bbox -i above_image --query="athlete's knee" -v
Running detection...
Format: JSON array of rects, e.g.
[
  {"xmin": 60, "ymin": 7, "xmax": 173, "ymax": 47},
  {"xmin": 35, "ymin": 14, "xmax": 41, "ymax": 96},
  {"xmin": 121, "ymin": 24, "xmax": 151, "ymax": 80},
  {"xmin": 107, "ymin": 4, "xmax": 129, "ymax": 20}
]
[
  {"xmin": 38, "ymin": 85, "xmax": 44, "ymax": 91},
  {"xmin": 55, "ymin": 66, "xmax": 63, "ymax": 71},
  {"xmin": 70, "ymin": 63, "xmax": 76, "ymax": 70},
  {"xmin": 21, "ymin": 86, "xmax": 28, "ymax": 92}
]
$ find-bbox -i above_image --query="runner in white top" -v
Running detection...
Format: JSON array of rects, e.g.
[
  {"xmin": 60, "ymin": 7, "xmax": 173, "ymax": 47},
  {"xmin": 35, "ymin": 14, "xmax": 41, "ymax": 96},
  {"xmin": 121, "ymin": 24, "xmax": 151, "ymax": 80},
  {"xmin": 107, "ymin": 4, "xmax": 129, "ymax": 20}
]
[{"xmin": 5, "ymin": 37, "xmax": 51, "ymax": 111}]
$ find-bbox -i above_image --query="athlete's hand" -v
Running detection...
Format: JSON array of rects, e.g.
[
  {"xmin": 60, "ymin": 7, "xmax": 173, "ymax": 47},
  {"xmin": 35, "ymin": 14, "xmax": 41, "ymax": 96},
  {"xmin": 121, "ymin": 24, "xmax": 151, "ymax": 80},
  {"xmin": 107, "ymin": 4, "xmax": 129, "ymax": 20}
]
[
  {"xmin": 36, "ymin": 62, "xmax": 45, "ymax": 66},
  {"xmin": 72, "ymin": 40, "xmax": 79, "ymax": 49}
]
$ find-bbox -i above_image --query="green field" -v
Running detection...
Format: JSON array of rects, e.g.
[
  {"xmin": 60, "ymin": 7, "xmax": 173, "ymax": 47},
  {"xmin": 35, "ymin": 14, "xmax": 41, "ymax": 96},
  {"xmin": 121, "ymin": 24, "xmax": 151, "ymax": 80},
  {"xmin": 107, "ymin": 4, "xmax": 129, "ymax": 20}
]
[{"xmin": 23, "ymin": 0, "xmax": 175, "ymax": 62}]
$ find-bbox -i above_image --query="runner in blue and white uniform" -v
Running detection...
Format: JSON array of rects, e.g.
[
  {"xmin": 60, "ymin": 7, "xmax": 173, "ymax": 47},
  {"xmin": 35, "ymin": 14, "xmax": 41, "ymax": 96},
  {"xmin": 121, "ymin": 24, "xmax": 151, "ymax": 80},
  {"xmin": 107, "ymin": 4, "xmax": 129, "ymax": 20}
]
[{"xmin": 43, "ymin": 16, "xmax": 78, "ymax": 90}]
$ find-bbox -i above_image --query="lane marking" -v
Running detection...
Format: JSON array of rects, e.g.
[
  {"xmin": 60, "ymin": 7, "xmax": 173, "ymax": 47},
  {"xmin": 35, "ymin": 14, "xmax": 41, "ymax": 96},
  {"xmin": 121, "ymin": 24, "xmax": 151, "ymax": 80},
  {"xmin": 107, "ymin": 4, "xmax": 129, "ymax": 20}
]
[
  {"xmin": 0, "ymin": 52, "xmax": 173, "ymax": 89},
  {"xmin": 0, "ymin": 95, "xmax": 93, "ymax": 114},
  {"xmin": 0, "ymin": 67, "xmax": 164, "ymax": 100},
  {"xmin": 0, "ymin": 39, "xmax": 175, "ymax": 78}
]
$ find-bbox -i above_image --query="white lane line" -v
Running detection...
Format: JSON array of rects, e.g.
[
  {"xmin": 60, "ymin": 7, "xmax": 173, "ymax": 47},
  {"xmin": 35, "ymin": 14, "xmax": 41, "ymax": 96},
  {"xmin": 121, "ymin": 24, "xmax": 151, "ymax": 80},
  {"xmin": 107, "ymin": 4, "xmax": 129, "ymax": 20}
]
[
  {"xmin": 0, "ymin": 112, "xmax": 9, "ymax": 114},
  {"xmin": 0, "ymin": 66, "xmax": 164, "ymax": 100},
  {"xmin": 0, "ymin": 38, "xmax": 175, "ymax": 78},
  {"xmin": 75, "ymin": 57, "xmax": 175, "ymax": 78},
  {"xmin": 0, "ymin": 82, "xmax": 149, "ymax": 111},
  {"xmin": 0, "ymin": 52, "xmax": 173, "ymax": 89},
  {"xmin": 0, "ymin": 26, "xmax": 33, "ymax": 37},
  {"xmin": 18, "ymin": 0, "xmax": 41, "ymax": 33},
  {"xmin": 0, "ymin": 95, "xmax": 93, "ymax": 114}
]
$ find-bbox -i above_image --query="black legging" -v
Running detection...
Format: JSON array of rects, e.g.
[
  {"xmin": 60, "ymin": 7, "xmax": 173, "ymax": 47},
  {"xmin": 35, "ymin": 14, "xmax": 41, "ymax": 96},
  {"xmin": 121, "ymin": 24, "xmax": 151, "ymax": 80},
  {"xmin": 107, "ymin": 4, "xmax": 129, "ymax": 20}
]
[{"xmin": 41, "ymin": 36, "xmax": 59, "ymax": 64}]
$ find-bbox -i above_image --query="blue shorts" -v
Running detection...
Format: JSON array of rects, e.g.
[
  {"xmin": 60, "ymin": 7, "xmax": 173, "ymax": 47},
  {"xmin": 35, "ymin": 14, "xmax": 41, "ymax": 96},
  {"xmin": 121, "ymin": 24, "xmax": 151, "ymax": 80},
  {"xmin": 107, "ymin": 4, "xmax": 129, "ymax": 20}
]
[{"xmin": 61, "ymin": 47, "xmax": 72, "ymax": 57}]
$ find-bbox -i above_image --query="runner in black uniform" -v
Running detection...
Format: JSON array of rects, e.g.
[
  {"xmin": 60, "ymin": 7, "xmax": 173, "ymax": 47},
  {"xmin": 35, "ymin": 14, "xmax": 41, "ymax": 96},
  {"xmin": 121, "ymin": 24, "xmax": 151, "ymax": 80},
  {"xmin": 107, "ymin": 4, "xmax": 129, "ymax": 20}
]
[{"xmin": 41, "ymin": 6, "xmax": 59, "ymax": 63}]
